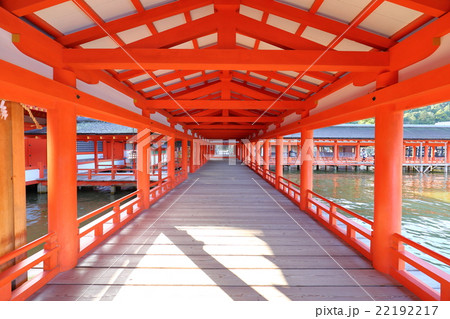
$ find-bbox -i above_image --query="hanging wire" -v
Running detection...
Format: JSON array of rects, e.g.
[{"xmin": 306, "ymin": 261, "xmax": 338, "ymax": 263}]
[
  {"xmin": 252, "ymin": 0, "xmax": 382, "ymax": 125},
  {"xmin": 72, "ymin": 0, "xmax": 199, "ymax": 125}
]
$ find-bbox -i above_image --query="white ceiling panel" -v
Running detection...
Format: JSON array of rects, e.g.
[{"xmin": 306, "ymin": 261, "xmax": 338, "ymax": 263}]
[
  {"xmin": 190, "ymin": 4, "xmax": 214, "ymax": 20},
  {"xmin": 128, "ymin": 74, "xmax": 151, "ymax": 84},
  {"xmin": 302, "ymin": 75, "xmax": 323, "ymax": 85},
  {"xmin": 239, "ymin": 5, "xmax": 264, "ymax": 21},
  {"xmin": 359, "ymin": 1, "xmax": 423, "ymax": 37},
  {"xmin": 249, "ymin": 72, "xmax": 268, "ymax": 81},
  {"xmin": 117, "ymin": 25, "xmax": 152, "ymax": 44},
  {"xmin": 184, "ymin": 72, "xmax": 203, "ymax": 80},
  {"xmin": 80, "ymin": 36, "xmax": 119, "ymax": 48},
  {"xmin": 258, "ymin": 41, "xmax": 283, "ymax": 50},
  {"xmin": 334, "ymin": 38, "xmax": 372, "ymax": 51},
  {"xmin": 236, "ymin": 34, "xmax": 256, "ymax": 49},
  {"xmin": 317, "ymin": 0, "xmax": 371, "ymax": 24},
  {"xmin": 153, "ymin": 69, "xmax": 174, "ymax": 76},
  {"xmin": 85, "ymin": 0, "xmax": 137, "ymax": 22},
  {"xmin": 170, "ymin": 41, "xmax": 195, "ymax": 49},
  {"xmin": 197, "ymin": 33, "xmax": 218, "ymax": 48},
  {"xmin": 142, "ymin": 84, "xmax": 160, "ymax": 92},
  {"xmin": 301, "ymin": 26, "xmax": 336, "ymax": 46},
  {"xmin": 267, "ymin": 14, "xmax": 300, "ymax": 34},
  {"xmin": 278, "ymin": 71, "xmax": 299, "ymax": 78},
  {"xmin": 276, "ymin": 0, "xmax": 315, "ymax": 11},
  {"xmin": 140, "ymin": 0, "xmax": 177, "ymax": 10},
  {"xmin": 153, "ymin": 13, "xmax": 186, "ymax": 32},
  {"xmin": 270, "ymin": 79, "xmax": 289, "ymax": 87},
  {"xmin": 35, "ymin": 1, "xmax": 95, "ymax": 35}
]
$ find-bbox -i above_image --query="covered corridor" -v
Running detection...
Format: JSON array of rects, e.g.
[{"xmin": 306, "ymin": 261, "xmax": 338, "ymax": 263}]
[{"xmin": 29, "ymin": 161, "xmax": 416, "ymax": 301}]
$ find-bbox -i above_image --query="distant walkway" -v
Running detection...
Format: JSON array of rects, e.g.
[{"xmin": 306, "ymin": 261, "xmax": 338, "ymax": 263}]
[{"xmin": 29, "ymin": 160, "xmax": 417, "ymax": 301}]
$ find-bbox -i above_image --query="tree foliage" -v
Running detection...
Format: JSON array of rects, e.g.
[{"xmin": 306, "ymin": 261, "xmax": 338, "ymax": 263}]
[{"xmin": 352, "ymin": 102, "xmax": 450, "ymax": 124}]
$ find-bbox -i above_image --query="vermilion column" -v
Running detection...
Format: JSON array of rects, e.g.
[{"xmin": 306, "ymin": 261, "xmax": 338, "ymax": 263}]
[
  {"xmin": 263, "ymin": 139, "xmax": 270, "ymax": 171},
  {"xmin": 136, "ymin": 129, "xmax": 150, "ymax": 209},
  {"xmin": 0, "ymin": 102, "xmax": 26, "ymax": 289},
  {"xmin": 48, "ymin": 69, "xmax": 78, "ymax": 271},
  {"xmin": 189, "ymin": 140, "xmax": 194, "ymax": 173},
  {"xmin": 182, "ymin": 138, "xmax": 188, "ymax": 177},
  {"xmin": 167, "ymin": 136, "xmax": 175, "ymax": 185},
  {"xmin": 47, "ymin": 103, "xmax": 78, "ymax": 271},
  {"xmin": 300, "ymin": 130, "xmax": 314, "ymax": 210},
  {"xmin": 275, "ymin": 136, "xmax": 283, "ymax": 189},
  {"xmin": 255, "ymin": 141, "xmax": 261, "ymax": 166},
  {"xmin": 157, "ymin": 141, "xmax": 162, "ymax": 186},
  {"xmin": 373, "ymin": 106, "xmax": 404, "ymax": 274}
]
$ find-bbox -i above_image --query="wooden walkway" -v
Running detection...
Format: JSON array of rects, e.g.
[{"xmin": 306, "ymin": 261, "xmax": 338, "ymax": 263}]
[{"xmin": 29, "ymin": 160, "xmax": 418, "ymax": 301}]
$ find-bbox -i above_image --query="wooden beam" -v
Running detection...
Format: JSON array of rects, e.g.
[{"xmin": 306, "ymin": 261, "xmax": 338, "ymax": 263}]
[
  {"xmin": 185, "ymin": 124, "xmax": 266, "ymax": 130},
  {"xmin": 172, "ymin": 116, "xmax": 280, "ymax": 123},
  {"xmin": 141, "ymin": 99, "xmax": 304, "ymax": 110},
  {"xmin": 62, "ymin": 49, "xmax": 390, "ymax": 72}
]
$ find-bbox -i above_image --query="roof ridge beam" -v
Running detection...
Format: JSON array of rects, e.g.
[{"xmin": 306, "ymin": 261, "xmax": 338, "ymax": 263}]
[{"xmin": 62, "ymin": 48, "xmax": 390, "ymax": 72}]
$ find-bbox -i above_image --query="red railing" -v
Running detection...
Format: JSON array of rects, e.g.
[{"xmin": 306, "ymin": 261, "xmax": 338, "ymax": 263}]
[
  {"xmin": 0, "ymin": 233, "xmax": 59, "ymax": 301},
  {"xmin": 391, "ymin": 234, "xmax": 450, "ymax": 301},
  {"xmin": 306, "ymin": 190, "xmax": 373, "ymax": 260},
  {"xmin": 78, "ymin": 168, "xmax": 137, "ymax": 180},
  {"xmin": 279, "ymin": 176, "xmax": 301, "ymax": 204},
  {"xmin": 78, "ymin": 190, "xmax": 143, "ymax": 257},
  {"xmin": 245, "ymin": 160, "xmax": 449, "ymax": 301}
]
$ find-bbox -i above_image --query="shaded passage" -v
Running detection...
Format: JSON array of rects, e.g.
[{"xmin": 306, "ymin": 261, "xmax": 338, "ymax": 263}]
[{"xmin": 29, "ymin": 161, "xmax": 418, "ymax": 301}]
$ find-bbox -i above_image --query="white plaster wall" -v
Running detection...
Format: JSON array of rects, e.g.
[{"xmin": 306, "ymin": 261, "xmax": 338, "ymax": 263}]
[{"xmin": 0, "ymin": 28, "xmax": 53, "ymax": 79}]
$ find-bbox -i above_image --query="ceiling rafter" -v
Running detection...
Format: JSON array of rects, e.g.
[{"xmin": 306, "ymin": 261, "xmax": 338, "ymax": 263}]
[
  {"xmin": 231, "ymin": 71, "xmax": 307, "ymax": 99},
  {"xmin": 236, "ymin": 14, "xmax": 326, "ymax": 50},
  {"xmin": 141, "ymin": 71, "xmax": 219, "ymax": 98}
]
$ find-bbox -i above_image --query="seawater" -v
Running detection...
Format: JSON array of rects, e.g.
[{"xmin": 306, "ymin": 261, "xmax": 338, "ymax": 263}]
[{"xmin": 283, "ymin": 170, "xmax": 450, "ymax": 271}]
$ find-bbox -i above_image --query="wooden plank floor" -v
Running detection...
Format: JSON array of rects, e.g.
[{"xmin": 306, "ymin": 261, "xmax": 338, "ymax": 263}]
[{"xmin": 29, "ymin": 160, "xmax": 418, "ymax": 301}]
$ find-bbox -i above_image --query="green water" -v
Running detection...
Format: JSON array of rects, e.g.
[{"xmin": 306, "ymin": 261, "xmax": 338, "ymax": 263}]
[
  {"xmin": 26, "ymin": 186, "xmax": 135, "ymax": 243},
  {"xmin": 284, "ymin": 169, "xmax": 450, "ymax": 271}
]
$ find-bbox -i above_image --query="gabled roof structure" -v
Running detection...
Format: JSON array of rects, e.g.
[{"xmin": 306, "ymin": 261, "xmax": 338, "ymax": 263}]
[{"xmin": 1, "ymin": 0, "xmax": 449, "ymax": 139}]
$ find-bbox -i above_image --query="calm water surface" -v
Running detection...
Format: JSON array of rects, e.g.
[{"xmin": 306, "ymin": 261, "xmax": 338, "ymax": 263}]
[
  {"xmin": 26, "ymin": 186, "xmax": 135, "ymax": 243},
  {"xmin": 284, "ymin": 170, "xmax": 450, "ymax": 271},
  {"xmin": 26, "ymin": 171, "xmax": 449, "ymax": 271}
]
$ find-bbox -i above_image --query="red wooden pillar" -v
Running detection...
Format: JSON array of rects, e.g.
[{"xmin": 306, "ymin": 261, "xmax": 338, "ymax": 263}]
[
  {"xmin": 300, "ymin": 130, "xmax": 314, "ymax": 210},
  {"xmin": 0, "ymin": 101, "xmax": 27, "ymax": 295},
  {"xmin": 157, "ymin": 141, "xmax": 162, "ymax": 186},
  {"xmin": 373, "ymin": 106, "xmax": 404, "ymax": 274},
  {"xmin": 93, "ymin": 139, "xmax": 99, "ymax": 171},
  {"xmin": 446, "ymin": 142, "xmax": 450, "ymax": 164},
  {"xmin": 136, "ymin": 129, "xmax": 150, "ymax": 209},
  {"xmin": 47, "ymin": 69, "xmax": 78, "ymax": 271},
  {"xmin": 182, "ymin": 138, "xmax": 188, "ymax": 177},
  {"xmin": 356, "ymin": 142, "xmax": 361, "ymax": 162},
  {"xmin": 333, "ymin": 141, "xmax": 338, "ymax": 163},
  {"xmin": 255, "ymin": 141, "xmax": 261, "ymax": 166},
  {"xmin": 275, "ymin": 136, "xmax": 283, "ymax": 189},
  {"xmin": 167, "ymin": 136, "xmax": 175, "ymax": 186},
  {"xmin": 263, "ymin": 139, "xmax": 270, "ymax": 171},
  {"xmin": 189, "ymin": 140, "xmax": 194, "ymax": 173},
  {"xmin": 424, "ymin": 143, "xmax": 429, "ymax": 163}
]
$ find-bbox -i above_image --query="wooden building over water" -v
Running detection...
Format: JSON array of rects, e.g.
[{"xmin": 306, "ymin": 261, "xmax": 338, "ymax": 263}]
[{"xmin": 0, "ymin": 0, "xmax": 449, "ymax": 302}]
